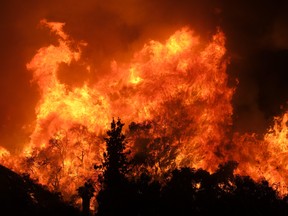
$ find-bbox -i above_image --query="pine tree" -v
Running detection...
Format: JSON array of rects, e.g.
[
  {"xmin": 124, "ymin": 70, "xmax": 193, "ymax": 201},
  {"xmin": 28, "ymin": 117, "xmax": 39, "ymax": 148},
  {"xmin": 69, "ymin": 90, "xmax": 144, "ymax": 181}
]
[
  {"xmin": 101, "ymin": 117, "xmax": 129, "ymax": 187},
  {"xmin": 95, "ymin": 118, "xmax": 132, "ymax": 216}
]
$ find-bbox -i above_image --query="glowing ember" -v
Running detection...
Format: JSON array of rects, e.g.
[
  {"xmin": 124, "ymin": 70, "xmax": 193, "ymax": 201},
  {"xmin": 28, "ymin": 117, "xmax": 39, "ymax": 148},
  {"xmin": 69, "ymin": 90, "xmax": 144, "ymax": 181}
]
[{"xmin": 1, "ymin": 19, "xmax": 288, "ymax": 203}]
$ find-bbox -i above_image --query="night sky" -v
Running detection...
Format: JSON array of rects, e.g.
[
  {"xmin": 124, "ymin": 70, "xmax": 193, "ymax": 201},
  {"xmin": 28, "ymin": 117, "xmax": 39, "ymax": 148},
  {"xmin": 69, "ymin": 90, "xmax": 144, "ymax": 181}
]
[{"xmin": 1, "ymin": 0, "xmax": 288, "ymax": 152}]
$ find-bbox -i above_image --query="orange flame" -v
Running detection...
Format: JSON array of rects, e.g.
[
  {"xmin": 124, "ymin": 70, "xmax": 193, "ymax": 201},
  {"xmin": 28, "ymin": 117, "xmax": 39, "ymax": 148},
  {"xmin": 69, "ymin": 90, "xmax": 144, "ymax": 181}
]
[
  {"xmin": 2, "ymin": 19, "xmax": 288, "ymax": 202},
  {"xmin": 0, "ymin": 146, "xmax": 10, "ymax": 163},
  {"xmin": 230, "ymin": 111, "xmax": 288, "ymax": 196}
]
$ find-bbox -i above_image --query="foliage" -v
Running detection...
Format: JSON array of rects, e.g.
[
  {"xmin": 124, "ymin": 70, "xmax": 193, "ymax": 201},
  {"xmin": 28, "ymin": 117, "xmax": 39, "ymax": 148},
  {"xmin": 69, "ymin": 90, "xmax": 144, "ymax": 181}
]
[{"xmin": 95, "ymin": 118, "xmax": 133, "ymax": 216}]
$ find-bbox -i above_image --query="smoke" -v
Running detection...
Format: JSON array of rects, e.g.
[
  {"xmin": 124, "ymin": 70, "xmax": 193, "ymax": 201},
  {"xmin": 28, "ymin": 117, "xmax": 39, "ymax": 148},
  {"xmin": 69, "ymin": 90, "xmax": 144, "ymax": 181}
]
[
  {"xmin": 220, "ymin": 0, "xmax": 288, "ymax": 134},
  {"xmin": 1, "ymin": 0, "xmax": 288, "ymax": 152}
]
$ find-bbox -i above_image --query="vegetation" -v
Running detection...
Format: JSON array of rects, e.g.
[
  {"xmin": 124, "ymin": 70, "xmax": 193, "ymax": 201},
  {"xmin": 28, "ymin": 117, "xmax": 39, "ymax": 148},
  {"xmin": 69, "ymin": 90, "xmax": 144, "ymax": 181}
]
[
  {"xmin": 93, "ymin": 118, "xmax": 288, "ymax": 216},
  {"xmin": 1, "ymin": 118, "xmax": 288, "ymax": 216},
  {"xmin": 0, "ymin": 164, "xmax": 80, "ymax": 216},
  {"xmin": 95, "ymin": 118, "xmax": 134, "ymax": 216}
]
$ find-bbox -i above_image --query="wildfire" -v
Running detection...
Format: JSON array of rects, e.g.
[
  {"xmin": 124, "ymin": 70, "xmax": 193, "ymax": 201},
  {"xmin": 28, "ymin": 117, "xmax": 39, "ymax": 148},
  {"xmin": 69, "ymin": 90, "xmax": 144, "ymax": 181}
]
[
  {"xmin": 230, "ymin": 111, "xmax": 288, "ymax": 195},
  {"xmin": 1, "ymin": 19, "xmax": 288, "ymax": 203}
]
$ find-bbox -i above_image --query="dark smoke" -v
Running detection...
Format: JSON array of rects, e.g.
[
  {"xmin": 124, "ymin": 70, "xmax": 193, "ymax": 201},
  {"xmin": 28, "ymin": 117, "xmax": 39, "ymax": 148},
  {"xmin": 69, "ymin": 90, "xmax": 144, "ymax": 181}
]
[{"xmin": 1, "ymin": 0, "xmax": 288, "ymax": 152}]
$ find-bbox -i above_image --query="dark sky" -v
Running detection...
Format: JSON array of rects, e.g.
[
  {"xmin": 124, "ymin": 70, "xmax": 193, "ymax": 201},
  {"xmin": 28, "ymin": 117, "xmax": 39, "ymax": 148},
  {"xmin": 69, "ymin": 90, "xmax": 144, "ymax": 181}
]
[{"xmin": 1, "ymin": 0, "xmax": 288, "ymax": 152}]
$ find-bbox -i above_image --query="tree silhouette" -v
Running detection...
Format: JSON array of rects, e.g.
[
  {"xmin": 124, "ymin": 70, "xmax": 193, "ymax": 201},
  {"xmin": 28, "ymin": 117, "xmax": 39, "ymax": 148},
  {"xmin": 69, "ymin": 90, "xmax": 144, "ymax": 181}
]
[
  {"xmin": 95, "ymin": 118, "xmax": 133, "ymax": 216},
  {"xmin": 101, "ymin": 118, "xmax": 130, "ymax": 185},
  {"xmin": 161, "ymin": 167, "xmax": 196, "ymax": 215},
  {"xmin": 77, "ymin": 179, "xmax": 95, "ymax": 216}
]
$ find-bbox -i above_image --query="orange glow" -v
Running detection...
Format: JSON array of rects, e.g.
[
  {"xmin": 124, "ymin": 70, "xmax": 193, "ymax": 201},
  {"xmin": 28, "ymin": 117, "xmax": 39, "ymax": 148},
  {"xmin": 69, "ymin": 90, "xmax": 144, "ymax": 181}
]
[
  {"xmin": 1, "ymin": 21, "xmax": 233, "ymax": 199},
  {"xmin": 230, "ymin": 112, "xmax": 288, "ymax": 196},
  {"xmin": 0, "ymin": 146, "xmax": 10, "ymax": 161},
  {"xmin": 2, "ymin": 19, "xmax": 288, "ymax": 204}
]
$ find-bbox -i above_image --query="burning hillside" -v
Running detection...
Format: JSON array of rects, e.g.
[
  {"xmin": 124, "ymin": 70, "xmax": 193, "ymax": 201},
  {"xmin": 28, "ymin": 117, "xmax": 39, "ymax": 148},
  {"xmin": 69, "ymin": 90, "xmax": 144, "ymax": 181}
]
[{"xmin": 1, "ymin": 16, "xmax": 288, "ymax": 206}]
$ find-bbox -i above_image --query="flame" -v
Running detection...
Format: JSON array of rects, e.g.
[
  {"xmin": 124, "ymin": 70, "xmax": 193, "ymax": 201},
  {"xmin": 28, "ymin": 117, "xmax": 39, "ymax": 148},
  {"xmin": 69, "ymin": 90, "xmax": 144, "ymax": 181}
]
[
  {"xmin": 263, "ymin": 112, "xmax": 288, "ymax": 193},
  {"xmin": 0, "ymin": 146, "xmax": 10, "ymax": 162},
  {"xmin": 231, "ymin": 112, "xmax": 288, "ymax": 196},
  {"xmin": 2, "ymin": 19, "xmax": 288, "ymax": 203}
]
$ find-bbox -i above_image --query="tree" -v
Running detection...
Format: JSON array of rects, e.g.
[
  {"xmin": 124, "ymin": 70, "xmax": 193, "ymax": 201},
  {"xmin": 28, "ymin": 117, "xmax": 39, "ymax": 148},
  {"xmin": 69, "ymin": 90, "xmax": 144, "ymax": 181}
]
[
  {"xmin": 98, "ymin": 118, "xmax": 130, "ymax": 186},
  {"xmin": 161, "ymin": 167, "xmax": 196, "ymax": 215},
  {"xmin": 95, "ymin": 118, "xmax": 133, "ymax": 216},
  {"xmin": 77, "ymin": 179, "xmax": 95, "ymax": 216}
]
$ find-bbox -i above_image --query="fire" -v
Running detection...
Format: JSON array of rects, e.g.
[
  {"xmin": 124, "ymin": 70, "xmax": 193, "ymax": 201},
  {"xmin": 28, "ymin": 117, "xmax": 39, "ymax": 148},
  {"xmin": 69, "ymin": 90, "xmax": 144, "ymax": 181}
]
[
  {"xmin": 0, "ymin": 146, "xmax": 10, "ymax": 163},
  {"xmin": 230, "ymin": 111, "xmax": 288, "ymax": 195},
  {"xmin": 2, "ymin": 19, "xmax": 288, "ymax": 203},
  {"xmin": 263, "ymin": 112, "xmax": 288, "ymax": 192},
  {"xmin": 265, "ymin": 112, "xmax": 288, "ymax": 153}
]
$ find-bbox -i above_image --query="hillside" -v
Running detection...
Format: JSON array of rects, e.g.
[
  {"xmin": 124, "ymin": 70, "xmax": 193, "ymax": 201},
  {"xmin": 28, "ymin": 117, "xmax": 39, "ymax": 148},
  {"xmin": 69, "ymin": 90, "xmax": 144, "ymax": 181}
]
[{"xmin": 0, "ymin": 164, "xmax": 80, "ymax": 216}]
